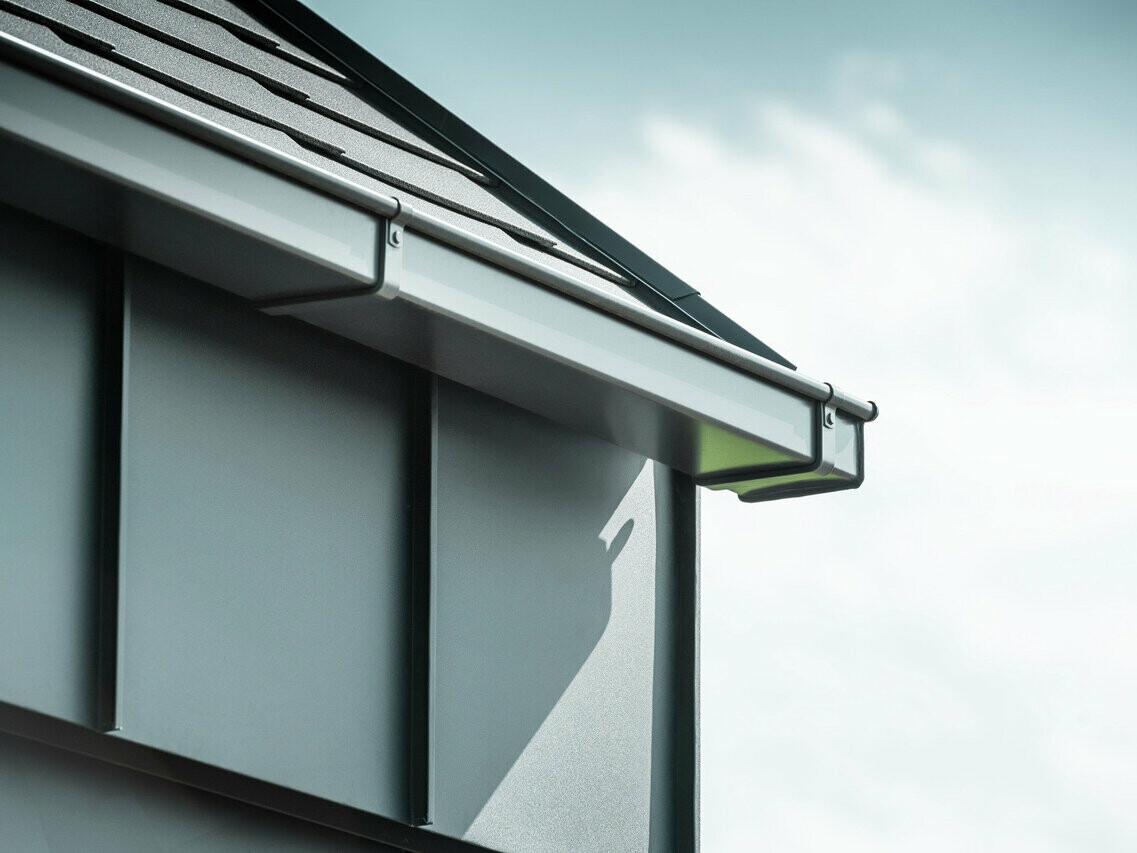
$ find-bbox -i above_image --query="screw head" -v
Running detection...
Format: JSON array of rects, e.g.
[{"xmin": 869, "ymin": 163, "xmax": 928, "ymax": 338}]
[
  {"xmin": 389, "ymin": 228, "xmax": 403, "ymax": 247},
  {"xmin": 823, "ymin": 409, "xmax": 836, "ymax": 427}
]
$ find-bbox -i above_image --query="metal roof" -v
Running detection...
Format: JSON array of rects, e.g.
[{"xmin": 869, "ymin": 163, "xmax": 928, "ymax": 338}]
[{"xmin": 0, "ymin": 0, "xmax": 795, "ymax": 367}]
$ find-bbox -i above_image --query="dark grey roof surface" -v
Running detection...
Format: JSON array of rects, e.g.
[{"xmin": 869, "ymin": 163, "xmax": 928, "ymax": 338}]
[
  {"xmin": 0, "ymin": 0, "xmax": 793, "ymax": 363},
  {"xmin": 0, "ymin": 0, "xmax": 641, "ymax": 300}
]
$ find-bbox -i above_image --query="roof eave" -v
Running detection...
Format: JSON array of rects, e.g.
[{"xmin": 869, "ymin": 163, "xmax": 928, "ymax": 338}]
[
  {"xmin": 235, "ymin": 0, "xmax": 798, "ymax": 369},
  {"xmin": 0, "ymin": 36, "xmax": 875, "ymax": 503}
]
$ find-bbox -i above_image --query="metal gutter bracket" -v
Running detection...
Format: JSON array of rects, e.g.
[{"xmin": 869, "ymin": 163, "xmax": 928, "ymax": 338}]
[
  {"xmin": 816, "ymin": 390, "xmax": 839, "ymax": 479},
  {"xmin": 258, "ymin": 200, "xmax": 414, "ymax": 315},
  {"xmin": 378, "ymin": 198, "xmax": 412, "ymax": 301}
]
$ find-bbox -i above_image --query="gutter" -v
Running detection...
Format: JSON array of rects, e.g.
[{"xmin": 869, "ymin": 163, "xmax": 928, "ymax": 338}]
[
  {"xmin": 0, "ymin": 31, "xmax": 876, "ymax": 425},
  {"xmin": 0, "ymin": 32, "xmax": 876, "ymax": 502}
]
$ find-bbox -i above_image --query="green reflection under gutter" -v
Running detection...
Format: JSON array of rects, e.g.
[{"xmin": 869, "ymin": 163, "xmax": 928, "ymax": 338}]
[{"xmin": 695, "ymin": 422, "xmax": 801, "ymax": 475}]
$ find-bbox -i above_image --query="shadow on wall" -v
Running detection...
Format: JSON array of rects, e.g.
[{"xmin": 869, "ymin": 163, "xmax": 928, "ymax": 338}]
[{"xmin": 433, "ymin": 380, "xmax": 648, "ymax": 839}]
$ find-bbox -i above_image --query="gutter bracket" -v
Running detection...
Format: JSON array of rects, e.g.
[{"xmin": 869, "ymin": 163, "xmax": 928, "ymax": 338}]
[
  {"xmin": 815, "ymin": 395, "xmax": 838, "ymax": 478},
  {"xmin": 256, "ymin": 200, "xmax": 413, "ymax": 315},
  {"xmin": 377, "ymin": 198, "xmax": 412, "ymax": 301}
]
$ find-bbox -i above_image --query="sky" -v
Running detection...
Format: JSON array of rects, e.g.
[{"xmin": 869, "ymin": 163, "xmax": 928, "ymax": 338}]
[{"xmin": 303, "ymin": 2, "xmax": 1137, "ymax": 849}]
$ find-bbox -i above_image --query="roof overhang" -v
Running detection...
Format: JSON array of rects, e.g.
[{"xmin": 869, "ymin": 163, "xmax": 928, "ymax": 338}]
[
  {"xmin": 0, "ymin": 34, "xmax": 877, "ymax": 503},
  {"xmin": 241, "ymin": 0, "xmax": 796, "ymax": 368}
]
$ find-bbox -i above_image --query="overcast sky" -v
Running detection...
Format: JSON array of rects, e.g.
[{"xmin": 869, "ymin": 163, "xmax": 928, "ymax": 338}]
[{"xmin": 304, "ymin": 2, "xmax": 1137, "ymax": 849}]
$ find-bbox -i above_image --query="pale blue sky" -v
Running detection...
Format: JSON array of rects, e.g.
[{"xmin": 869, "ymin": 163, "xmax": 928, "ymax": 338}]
[
  {"xmin": 302, "ymin": 3, "xmax": 1137, "ymax": 850},
  {"xmin": 306, "ymin": 0, "xmax": 1137, "ymax": 246}
]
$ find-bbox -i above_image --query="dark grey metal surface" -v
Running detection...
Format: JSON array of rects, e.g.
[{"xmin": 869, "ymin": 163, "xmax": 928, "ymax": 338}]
[
  {"xmin": 96, "ymin": 249, "xmax": 127, "ymax": 733},
  {"xmin": 114, "ymin": 258, "xmax": 414, "ymax": 817},
  {"xmin": 408, "ymin": 371, "xmax": 437, "ymax": 828},
  {"xmin": 647, "ymin": 467, "xmax": 699, "ymax": 853},
  {"xmin": 0, "ymin": 205, "xmax": 102, "ymax": 728},
  {"xmin": 0, "ymin": 693, "xmax": 496, "ymax": 851},
  {"xmin": 659, "ymin": 473, "xmax": 699, "ymax": 853},
  {"xmin": 0, "ymin": 202, "xmax": 703, "ymax": 849}
]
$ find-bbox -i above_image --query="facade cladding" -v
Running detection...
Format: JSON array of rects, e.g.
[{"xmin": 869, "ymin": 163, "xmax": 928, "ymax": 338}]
[
  {"xmin": 0, "ymin": 0, "xmax": 873, "ymax": 851},
  {"xmin": 0, "ymin": 204, "xmax": 695, "ymax": 851}
]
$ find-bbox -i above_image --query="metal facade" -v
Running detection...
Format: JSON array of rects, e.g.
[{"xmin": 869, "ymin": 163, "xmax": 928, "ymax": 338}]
[
  {"xmin": 0, "ymin": 205, "xmax": 103, "ymax": 729},
  {"xmin": 0, "ymin": 203, "xmax": 697, "ymax": 850},
  {"xmin": 115, "ymin": 258, "xmax": 414, "ymax": 816}
]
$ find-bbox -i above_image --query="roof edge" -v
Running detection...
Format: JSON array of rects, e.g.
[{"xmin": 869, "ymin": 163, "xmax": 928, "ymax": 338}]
[{"xmin": 235, "ymin": 0, "xmax": 796, "ymax": 369}]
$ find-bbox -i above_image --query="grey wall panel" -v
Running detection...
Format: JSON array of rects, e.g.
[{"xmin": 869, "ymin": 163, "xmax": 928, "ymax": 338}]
[
  {"xmin": 0, "ymin": 730, "xmax": 397, "ymax": 851},
  {"xmin": 431, "ymin": 379, "xmax": 685, "ymax": 852},
  {"xmin": 116, "ymin": 259, "xmax": 412, "ymax": 817},
  {"xmin": 0, "ymin": 205, "xmax": 101, "ymax": 727}
]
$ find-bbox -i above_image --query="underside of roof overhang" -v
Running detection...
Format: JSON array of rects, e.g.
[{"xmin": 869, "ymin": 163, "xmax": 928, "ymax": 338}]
[{"xmin": 0, "ymin": 36, "xmax": 876, "ymax": 503}]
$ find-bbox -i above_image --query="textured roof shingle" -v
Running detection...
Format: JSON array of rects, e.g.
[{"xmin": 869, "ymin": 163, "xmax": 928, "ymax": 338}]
[
  {"xmin": 0, "ymin": 0, "xmax": 641, "ymax": 301},
  {"xmin": 0, "ymin": 0, "xmax": 795, "ymax": 365}
]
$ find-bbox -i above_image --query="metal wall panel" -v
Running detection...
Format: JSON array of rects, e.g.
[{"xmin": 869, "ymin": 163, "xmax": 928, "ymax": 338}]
[
  {"xmin": 0, "ymin": 205, "xmax": 101, "ymax": 727},
  {"xmin": 430, "ymin": 379, "xmax": 694, "ymax": 852},
  {"xmin": 115, "ymin": 259, "xmax": 413, "ymax": 817}
]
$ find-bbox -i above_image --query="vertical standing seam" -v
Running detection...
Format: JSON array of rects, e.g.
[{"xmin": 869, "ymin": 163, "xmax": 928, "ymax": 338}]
[
  {"xmin": 672, "ymin": 473, "xmax": 700, "ymax": 852},
  {"xmin": 95, "ymin": 249, "xmax": 128, "ymax": 733},
  {"xmin": 408, "ymin": 368, "xmax": 436, "ymax": 825}
]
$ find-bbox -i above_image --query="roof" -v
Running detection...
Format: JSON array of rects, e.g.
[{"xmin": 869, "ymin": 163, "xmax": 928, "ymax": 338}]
[
  {"xmin": 0, "ymin": 0, "xmax": 875, "ymax": 504},
  {"xmin": 0, "ymin": 0, "xmax": 794, "ymax": 367}
]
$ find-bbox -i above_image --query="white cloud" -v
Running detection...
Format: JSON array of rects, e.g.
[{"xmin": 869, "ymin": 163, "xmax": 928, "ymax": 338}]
[{"xmin": 564, "ymin": 73, "xmax": 1137, "ymax": 852}]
